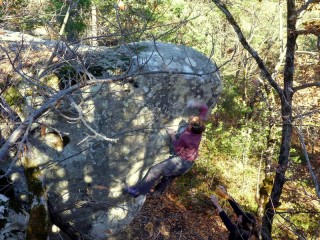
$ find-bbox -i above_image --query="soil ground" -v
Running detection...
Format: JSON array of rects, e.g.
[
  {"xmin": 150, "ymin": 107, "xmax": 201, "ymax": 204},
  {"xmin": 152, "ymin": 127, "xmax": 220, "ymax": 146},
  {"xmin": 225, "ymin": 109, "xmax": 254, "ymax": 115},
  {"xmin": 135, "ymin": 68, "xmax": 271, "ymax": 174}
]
[{"xmin": 114, "ymin": 183, "xmax": 230, "ymax": 240}]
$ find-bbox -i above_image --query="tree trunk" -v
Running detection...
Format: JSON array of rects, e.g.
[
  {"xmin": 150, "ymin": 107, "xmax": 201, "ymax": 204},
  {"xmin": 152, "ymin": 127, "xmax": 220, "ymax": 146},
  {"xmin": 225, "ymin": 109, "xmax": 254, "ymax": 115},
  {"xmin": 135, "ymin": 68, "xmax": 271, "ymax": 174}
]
[
  {"xmin": 261, "ymin": 1, "xmax": 297, "ymax": 239},
  {"xmin": 59, "ymin": 3, "xmax": 72, "ymax": 36},
  {"xmin": 91, "ymin": 4, "xmax": 98, "ymax": 46}
]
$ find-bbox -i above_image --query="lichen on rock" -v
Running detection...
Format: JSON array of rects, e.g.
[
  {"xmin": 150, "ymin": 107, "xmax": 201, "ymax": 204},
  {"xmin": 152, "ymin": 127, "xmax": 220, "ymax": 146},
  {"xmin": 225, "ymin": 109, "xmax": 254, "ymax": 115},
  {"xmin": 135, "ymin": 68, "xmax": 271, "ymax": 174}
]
[{"xmin": 0, "ymin": 31, "xmax": 222, "ymax": 239}]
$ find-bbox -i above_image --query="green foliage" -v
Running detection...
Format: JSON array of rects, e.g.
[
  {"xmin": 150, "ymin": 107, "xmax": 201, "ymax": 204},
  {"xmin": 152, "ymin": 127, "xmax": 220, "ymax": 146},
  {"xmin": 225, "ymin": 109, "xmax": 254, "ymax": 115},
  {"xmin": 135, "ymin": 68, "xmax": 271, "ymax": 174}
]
[
  {"xmin": 0, "ymin": 0, "xmax": 28, "ymax": 30},
  {"xmin": 107, "ymin": 0, "xmax": 171, "ymax": 43},
  {"xmin": 297, "ymin": 34, "xmax": 319, "ymax": 51},
  {"xmin": 3, "ymin": 86, "xmax": 24, "ymax": 106},
  {"xmin": 290, "ymin": 147, "xmax": 305, "ymax": 164},
  {"xmin": 170, "ymin": 1, "xmax": 184, "ymax": 17},
  {"xmin": 203, "ymin": 75, "xmax": 269, "ymax": 160},
  {"xmin": 215, "ymin": 75, "xmax": 255, "ymax": 124},
  {"xmin": 273, "ymin": 207, "xmax": 320, "ymax": 239},
  {"xmin": 42, "ymin": 74, "xmax": 60, "ymax": 91},
  {"xmin": 206, "ymin": 124, "xmax": 266, "ymax": 159},
  {"xmin": 0, "ymin": 0, "xmax": 28, "ymax": 14},
  {"xmin": 18, "ymin": 16, "xmax": 43, "ymax": 31},
  {"xmin": 43, "ymin": 0, "xmax": 91, "ymax": 40},
  {"xmin": 290, "ymin": 212, "xmax": 320, "ymax": 236}
]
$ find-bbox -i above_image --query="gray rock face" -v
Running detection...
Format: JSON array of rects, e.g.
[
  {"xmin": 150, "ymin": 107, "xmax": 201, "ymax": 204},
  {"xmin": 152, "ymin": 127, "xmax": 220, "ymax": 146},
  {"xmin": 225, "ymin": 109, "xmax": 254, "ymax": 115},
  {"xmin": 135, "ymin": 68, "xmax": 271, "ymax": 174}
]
[{"xmin": 15, "ymin": 41, "xmax": 222, "ymax": 239}]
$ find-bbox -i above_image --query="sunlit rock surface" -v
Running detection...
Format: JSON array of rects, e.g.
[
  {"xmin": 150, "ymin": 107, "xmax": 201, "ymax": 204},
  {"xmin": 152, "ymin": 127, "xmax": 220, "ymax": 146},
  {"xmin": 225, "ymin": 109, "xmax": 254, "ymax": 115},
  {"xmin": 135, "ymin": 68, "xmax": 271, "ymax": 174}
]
[{"xmin": 0, "ymin": 31, "xmax": 222, "ymax": 239}]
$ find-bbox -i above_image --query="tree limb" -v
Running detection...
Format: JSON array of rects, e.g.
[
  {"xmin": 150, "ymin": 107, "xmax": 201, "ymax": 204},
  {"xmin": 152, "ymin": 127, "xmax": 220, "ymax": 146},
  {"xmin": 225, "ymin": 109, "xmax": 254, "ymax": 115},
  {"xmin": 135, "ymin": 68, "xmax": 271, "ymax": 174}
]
[
  {"xmin": 69, "ymin": 97, "xmax": 119, "ymax": 143},
  {"xmin": 211, "ymin": 0, "xmax": 284, "ymax": 101},
  {"xmin": 295, "ymin": 126, "xmax": 320, "ymax": 199},
  {"xmin": 293, "ymin": 81, "xmax": 320, "ymax": 92},
  {"xmin": 0, "ymin": 78, "xmax": 111, "ymax": 162},
  {"xmin": 296, "ymin": 0, "xmax": 320, "ymax": 15}
]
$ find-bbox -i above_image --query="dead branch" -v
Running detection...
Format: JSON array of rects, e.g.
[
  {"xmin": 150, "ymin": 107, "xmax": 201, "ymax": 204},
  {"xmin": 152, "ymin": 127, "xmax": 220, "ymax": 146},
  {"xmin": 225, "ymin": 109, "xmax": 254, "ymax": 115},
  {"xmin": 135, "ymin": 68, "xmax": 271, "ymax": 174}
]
[
  {"xmin": 68, "ymin": 97, "xmax": 119, "ymax": 143},
  {"xmin": 293, "ymin": 81, "xmax": 320, "ymax": 92},
  {"xmin": 0, "ymin": 83, "xmax": 84, "ymax": 162},
  {"xmin": 294, "ymin": 126, "xmax": 320, "ymax": 198}
]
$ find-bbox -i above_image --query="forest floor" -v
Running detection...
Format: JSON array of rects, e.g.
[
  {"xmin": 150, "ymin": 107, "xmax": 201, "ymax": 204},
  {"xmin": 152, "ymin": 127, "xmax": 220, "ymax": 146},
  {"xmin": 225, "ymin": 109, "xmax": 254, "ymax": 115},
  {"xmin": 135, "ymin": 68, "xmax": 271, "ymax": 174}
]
[{"xmin": 116, "ymin": 182, "xmax": 230, "ymax": 240}]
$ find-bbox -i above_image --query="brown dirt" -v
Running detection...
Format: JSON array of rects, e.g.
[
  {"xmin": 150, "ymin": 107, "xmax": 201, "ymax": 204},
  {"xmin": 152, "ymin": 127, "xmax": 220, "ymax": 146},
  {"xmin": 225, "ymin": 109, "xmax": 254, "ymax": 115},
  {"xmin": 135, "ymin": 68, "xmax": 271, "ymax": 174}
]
[{"xmin": 120, "ymin": 183, "xmax": 230, "ymax": 240}]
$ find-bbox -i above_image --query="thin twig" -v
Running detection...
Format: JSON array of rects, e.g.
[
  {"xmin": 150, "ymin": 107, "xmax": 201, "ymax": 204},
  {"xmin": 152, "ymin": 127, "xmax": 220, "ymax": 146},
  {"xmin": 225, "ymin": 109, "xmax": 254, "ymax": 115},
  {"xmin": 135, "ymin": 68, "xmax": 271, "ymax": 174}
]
[{"xmin": 294, "ymin": 125, "xmax": 320, "ymax": 198}]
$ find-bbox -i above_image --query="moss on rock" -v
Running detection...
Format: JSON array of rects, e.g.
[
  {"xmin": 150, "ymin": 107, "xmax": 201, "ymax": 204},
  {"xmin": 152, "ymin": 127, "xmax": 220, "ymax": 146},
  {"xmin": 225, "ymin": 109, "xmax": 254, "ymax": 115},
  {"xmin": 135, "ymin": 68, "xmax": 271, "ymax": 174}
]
[{"xmin": 26, "ymin": 204, "xmax": 48, "ymax": 240}]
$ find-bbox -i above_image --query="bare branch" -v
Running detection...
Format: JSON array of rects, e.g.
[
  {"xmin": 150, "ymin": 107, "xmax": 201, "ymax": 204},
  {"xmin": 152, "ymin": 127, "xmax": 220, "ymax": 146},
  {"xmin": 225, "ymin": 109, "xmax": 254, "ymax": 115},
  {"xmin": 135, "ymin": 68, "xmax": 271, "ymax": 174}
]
[
  {"xmin": 69, "ymin": 97, "xmax": 118, "ymax": 143},
  {"xmin": 295, "ymin": 29, "xmax": 320, "ymax": 36},
  {"xmin": 38, "ymin": 41, "xmax": 64, "ymax": 79},
  {"xmin": 296, "ymin": 0, "xmax": 320, "ymax": 15},
  {"xmin": 0, "ymin": 96, "xmax": 21, "ymax": 123},
  {"xmin": 0, "ymin": 43, "xmax": 46, "ymax": 90},
  {"xmin": 0, "ymin": 61, "xmax": 216, "ymax": 161},
  {"xmin": 211, "ymin": 0, "xmax": 285, "ymax": 101},
  {"xmin": 294, "ymin": 125, "xmax": 320, "ymax": 198},
  {"xmin": 293, "ymin": 109, "xmax": 320, "ymax": 121},
  {"xmin": 0, "ymin": 83, "xmax": 83, "ymax": 162},
  {"xmin": 296, "ymin": 50, "xmax": 319, "ymax": 56},
  {"xmin": 293, "ymin": 81, "xmax": 320, "ymax": 92}
]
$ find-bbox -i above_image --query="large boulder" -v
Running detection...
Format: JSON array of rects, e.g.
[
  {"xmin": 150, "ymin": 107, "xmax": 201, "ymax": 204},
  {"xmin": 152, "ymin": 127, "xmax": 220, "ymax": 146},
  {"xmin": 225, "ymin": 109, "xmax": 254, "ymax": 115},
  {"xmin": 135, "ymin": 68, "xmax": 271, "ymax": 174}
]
[{"xmin": 1, "ymin": 33, "xmax": 222, "ymax": 239}]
